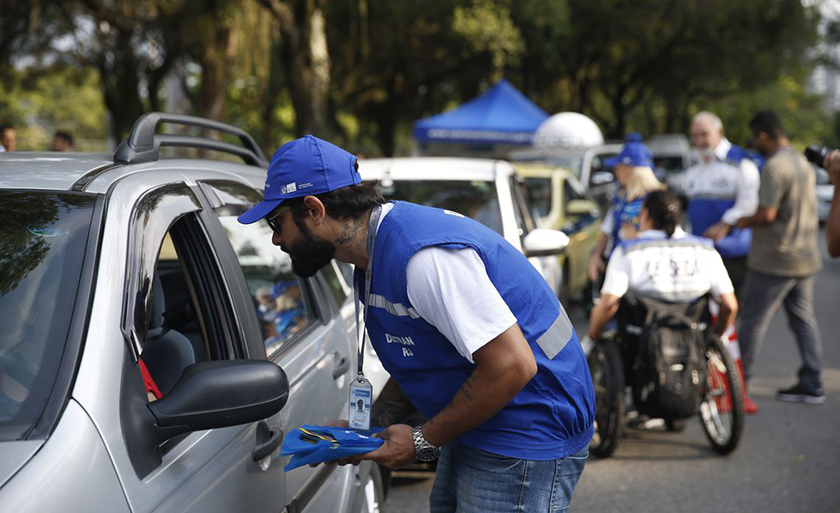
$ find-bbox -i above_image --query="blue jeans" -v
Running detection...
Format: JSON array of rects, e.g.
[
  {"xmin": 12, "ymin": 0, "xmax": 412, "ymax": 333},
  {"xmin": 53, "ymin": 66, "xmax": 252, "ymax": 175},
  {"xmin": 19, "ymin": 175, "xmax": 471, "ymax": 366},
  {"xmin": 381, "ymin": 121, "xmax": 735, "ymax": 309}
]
[{"xmin": 429, "ymin": 443, "xmax": 588, "ymax": 513}]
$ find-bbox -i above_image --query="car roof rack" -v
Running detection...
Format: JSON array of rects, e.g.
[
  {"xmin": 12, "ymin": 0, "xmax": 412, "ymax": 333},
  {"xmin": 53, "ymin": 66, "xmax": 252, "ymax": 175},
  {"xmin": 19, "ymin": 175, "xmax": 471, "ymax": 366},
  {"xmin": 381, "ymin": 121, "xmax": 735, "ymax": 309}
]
[{"xmin": 114, "ymin": 112, "xmax": 269, "ymax": 168}]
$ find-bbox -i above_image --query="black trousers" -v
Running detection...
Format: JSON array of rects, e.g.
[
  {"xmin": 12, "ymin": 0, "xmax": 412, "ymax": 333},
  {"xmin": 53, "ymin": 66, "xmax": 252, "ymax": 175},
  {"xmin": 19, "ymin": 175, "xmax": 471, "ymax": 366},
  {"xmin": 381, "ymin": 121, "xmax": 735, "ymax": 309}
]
[{"xmin": 722, "ymin": 256, "xmax": 748, "ymax": 299}]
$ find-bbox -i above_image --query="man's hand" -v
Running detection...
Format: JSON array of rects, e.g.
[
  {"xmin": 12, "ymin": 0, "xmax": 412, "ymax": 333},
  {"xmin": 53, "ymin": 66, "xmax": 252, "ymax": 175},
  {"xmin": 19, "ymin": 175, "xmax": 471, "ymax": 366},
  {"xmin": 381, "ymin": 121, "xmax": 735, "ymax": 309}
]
[
  {"xmin": 588, "ymin": 254, "xmax": 605, "ymax": 282},
  {"xmin": 735, "ymin": 217, "xmax": 750, "ymax": 230},
  {"xmin": 703, "ymin": 221, "xmax": 731, "ymax": 242},
  {"xmin": 347, "ymin": 424, "xmax": 416, "ymax": 470},
  {"xmin": 824, "ymin": 150, "xmax": 840, "ymax": 186}
]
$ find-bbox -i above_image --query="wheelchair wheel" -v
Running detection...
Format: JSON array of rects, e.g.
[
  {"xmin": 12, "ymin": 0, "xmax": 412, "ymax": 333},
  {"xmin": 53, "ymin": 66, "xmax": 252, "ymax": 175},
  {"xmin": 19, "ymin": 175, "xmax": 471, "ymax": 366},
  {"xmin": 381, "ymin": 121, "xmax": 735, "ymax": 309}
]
[
  {"xmin": 587, "ymin": 332, "xmax": 625, "ymax": 458},
  {"xmin": 699, "ymin": 335, "xmax": 744, "ymax": 455}
]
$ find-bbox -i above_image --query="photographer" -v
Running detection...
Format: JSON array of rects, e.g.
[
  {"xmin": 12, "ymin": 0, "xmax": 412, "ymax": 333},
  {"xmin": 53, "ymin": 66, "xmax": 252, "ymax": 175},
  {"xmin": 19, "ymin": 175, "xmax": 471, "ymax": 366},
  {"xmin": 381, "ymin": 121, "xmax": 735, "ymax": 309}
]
[{"xmin": 820, "ymin": 150, "xmax": 840, "ymax": 257}]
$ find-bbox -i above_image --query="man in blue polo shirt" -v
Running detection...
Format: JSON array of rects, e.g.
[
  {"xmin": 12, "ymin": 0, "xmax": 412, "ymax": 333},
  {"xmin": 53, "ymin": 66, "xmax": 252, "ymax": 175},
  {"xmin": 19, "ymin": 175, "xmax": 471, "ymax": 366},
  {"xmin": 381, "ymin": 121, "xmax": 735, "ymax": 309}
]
[{"xmin": 239, "ymin": 135, "xmax": 595, "ymax": 513}]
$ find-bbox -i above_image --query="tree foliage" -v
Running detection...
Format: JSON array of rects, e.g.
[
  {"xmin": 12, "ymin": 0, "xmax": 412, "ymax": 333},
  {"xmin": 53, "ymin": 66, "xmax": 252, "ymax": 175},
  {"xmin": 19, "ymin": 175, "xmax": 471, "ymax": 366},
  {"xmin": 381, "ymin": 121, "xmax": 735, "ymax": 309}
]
[{"xmin": 0, "ymin": 0, "xmax": 833, "ymax": 155}]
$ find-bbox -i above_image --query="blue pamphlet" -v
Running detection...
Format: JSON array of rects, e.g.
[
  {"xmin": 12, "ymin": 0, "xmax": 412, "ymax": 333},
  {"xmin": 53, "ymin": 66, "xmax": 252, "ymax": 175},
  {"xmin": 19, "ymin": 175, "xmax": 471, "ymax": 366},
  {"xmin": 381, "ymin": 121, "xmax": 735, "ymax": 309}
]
[{"xmin": 281, "ymin": 425, "xmax": 384, "ymax": 471}]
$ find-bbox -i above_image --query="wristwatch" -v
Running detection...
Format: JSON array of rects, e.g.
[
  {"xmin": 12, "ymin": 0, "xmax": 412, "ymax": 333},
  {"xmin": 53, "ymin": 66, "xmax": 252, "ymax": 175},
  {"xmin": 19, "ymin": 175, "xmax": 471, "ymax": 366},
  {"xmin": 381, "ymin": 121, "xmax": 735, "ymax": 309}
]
[{"xmin": 412, "ymin": 425, "xmax": 441, "ymax": 462}]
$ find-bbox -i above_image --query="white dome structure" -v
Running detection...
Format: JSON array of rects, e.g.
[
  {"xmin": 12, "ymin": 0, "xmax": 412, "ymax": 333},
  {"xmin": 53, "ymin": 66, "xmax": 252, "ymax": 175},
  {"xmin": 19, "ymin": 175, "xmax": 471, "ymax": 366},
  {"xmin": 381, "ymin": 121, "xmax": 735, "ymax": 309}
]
[{"xmin": 532, "ymin": 112, "xmax": 604, "ymax": 148}]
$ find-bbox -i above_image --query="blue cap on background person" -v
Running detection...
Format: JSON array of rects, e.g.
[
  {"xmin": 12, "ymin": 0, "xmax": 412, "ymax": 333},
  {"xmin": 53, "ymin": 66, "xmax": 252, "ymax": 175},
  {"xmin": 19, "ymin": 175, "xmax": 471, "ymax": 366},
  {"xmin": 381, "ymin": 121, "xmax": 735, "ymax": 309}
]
[
  {"xmin": 238, "ymin": 135, "xmax": 361, "ymax": 224},
  {"xmin": 605, "ymin": 132, "xmax": 653, "ymax": 168}
]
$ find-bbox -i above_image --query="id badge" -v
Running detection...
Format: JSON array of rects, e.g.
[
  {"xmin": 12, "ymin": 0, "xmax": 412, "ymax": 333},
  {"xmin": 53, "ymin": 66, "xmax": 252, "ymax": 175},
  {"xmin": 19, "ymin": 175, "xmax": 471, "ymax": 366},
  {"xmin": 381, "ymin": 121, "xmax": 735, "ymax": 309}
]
[{"xmin": 349, "ymin": 376, "xmax": 373, "ymax": 430}]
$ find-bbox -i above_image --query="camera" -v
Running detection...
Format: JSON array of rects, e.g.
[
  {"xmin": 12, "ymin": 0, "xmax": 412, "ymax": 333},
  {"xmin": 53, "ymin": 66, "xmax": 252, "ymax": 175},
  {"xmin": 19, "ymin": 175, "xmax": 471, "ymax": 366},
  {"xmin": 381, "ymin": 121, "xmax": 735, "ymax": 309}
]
[{"xmin": 804, "ymin": 145, "xmax": 831, "ymax": 167}]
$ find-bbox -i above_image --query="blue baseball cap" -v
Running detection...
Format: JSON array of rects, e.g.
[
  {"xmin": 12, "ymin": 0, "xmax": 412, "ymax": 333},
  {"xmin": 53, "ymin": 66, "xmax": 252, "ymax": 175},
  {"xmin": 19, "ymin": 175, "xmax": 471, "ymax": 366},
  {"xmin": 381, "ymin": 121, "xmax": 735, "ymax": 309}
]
[
  {"xmin": 605, "ymin": 132, "xmax": 653, "ymax": 168},
  {"xmin": 238, "ymin": 135, "xmax": 361, "ymax": 224}
]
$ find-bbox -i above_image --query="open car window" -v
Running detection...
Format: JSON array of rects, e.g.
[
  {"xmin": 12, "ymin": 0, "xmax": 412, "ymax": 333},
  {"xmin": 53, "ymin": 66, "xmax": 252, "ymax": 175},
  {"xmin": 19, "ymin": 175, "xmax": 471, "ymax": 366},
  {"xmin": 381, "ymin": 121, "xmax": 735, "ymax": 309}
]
[{"xmin": 203, "ymin": 183, "xmax": 317, "ymax": 358}]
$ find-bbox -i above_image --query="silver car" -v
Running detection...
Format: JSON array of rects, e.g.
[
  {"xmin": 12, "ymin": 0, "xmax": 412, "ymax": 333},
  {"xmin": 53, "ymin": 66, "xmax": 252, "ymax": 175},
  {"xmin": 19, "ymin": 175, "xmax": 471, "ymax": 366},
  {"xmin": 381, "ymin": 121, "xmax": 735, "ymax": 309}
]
[{"xmin": 0, "ymin": 113, "xmax": 385, "ymax": 512}]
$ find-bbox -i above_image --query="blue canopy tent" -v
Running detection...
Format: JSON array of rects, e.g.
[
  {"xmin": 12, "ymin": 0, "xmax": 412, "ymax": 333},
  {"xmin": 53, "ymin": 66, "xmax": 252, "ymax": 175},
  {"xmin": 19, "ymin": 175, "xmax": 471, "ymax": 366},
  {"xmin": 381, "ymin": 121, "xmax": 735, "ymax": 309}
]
[{"xmin": 413, "ymin": 80, "xmax": 548, "ymax": 157}]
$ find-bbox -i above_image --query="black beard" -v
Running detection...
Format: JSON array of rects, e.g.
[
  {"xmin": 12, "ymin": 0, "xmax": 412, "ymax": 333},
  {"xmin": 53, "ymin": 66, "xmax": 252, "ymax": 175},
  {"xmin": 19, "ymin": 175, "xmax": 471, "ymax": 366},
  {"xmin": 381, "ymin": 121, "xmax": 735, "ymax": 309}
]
[{"xmin": 284, "ymin": 220, "xmax": 336, "ymax": 278}]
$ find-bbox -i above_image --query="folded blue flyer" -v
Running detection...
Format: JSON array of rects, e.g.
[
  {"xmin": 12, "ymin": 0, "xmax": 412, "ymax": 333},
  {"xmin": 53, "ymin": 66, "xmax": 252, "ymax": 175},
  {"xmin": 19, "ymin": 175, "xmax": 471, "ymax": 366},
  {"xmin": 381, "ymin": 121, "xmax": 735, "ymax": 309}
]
[{"xmin": 281, "ymin": 425, "xmax": 384, "ymax": 471}]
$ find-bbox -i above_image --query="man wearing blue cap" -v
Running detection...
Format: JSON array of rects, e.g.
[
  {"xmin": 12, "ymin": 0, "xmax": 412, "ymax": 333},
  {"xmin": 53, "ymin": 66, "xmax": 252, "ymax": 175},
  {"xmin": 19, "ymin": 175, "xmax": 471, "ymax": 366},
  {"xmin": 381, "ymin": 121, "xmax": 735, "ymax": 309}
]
[
  {"xmin": 588, "ymin": 133, "xmax": 666, "ymax": 284},
  {"xmin": 239, "ymin": 135, "xmax": 595, "ymax": 513}
]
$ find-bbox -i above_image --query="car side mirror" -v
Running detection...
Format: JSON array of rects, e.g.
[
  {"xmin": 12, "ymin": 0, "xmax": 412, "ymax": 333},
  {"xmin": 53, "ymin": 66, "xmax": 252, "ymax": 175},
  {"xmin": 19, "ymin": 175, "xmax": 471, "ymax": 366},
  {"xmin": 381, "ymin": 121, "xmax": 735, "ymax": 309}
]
[
  {"xmin": 148, "ymin": 360, "xmax": 289, "ymax": 435},
  {"xmin": 523, "ymin": 228, "xmax": 570, "ymax": 257},
  {"xmin": 566, "ymin": 199, "xmax": 600, "ymax": 217},
  {"xmin": 590, "ymin": 171, "xmax": 615, "ymax": 186}
]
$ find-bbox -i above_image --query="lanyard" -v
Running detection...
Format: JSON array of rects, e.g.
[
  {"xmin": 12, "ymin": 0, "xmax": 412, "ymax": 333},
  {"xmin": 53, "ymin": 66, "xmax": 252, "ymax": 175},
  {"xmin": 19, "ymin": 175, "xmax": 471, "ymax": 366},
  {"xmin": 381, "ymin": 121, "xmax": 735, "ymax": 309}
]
[{"xmin": 354, "ymin": 205, "xmax": 382, "ymax": 377}]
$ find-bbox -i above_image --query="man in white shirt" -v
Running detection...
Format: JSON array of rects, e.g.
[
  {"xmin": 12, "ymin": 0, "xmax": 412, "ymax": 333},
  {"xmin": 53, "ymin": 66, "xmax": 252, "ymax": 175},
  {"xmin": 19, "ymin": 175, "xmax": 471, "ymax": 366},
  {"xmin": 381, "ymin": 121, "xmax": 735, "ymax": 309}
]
[
  {"xmin": 238, "ymin": 135, "xmax": 595, "ymax": 513},
  {"xmin": 685, "ymin": 112, "xmax": 760, "ymax": 296}
]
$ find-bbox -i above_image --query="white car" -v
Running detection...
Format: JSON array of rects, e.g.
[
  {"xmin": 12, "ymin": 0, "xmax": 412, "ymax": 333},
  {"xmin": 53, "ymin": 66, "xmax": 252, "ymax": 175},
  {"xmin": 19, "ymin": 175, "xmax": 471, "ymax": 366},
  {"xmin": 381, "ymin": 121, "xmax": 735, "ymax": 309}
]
[
  {"xmin": 358, "ymin": 157, "xmax": 569, "ymax": 297},
  {"xmin": 816, "ymin": 166, "xmax": 834, "ymax": 222}
]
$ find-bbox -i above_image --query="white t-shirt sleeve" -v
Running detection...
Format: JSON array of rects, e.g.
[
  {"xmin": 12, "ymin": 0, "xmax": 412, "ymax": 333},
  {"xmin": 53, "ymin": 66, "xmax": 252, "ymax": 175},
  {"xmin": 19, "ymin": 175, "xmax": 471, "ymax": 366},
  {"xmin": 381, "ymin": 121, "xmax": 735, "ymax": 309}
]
[
  {"xmin": 706, "ymin": 249, "xmax": 735, "ymax": 298},
  {"xmin": 601, "ymin": 206, "xmax": 615, "ymax": 235},
  {"xmin": 406, "ymin": 246, "xmax": 517, "ymax": 363},
  {"xmin": 721, "ymin": 159, "xmax": 760, "ymax": 225},
  {"xmin": 600, "ymin": 247, "xmax": 630, "ymax": 298}
]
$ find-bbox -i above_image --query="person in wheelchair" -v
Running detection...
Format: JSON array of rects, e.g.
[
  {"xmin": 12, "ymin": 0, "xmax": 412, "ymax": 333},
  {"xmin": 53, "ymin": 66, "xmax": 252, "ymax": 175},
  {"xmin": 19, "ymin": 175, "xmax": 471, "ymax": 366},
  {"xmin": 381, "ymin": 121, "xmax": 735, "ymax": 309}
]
[
  {"xmin": 584, "ymin": 191, "xmax": 746, "ymax": 456},
  {"xmin": 587, "ymin": 189, "xmax": 738, "ymax": 344}
]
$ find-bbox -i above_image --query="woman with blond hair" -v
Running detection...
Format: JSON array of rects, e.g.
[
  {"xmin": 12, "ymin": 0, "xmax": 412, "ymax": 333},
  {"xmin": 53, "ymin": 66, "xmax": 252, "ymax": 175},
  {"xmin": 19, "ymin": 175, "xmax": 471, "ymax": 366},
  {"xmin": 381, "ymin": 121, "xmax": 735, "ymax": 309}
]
[{"xmin": 588, "ymin": 133, "xmax": 666, "ymax": 282}]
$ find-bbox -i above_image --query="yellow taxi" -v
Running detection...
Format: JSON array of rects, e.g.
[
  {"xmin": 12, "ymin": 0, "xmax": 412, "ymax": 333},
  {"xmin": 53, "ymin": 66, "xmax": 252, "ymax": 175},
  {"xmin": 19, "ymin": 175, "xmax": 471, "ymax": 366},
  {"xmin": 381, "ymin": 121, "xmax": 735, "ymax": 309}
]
[{"xmin": 514, "ymin": 163, "xmax": 602, "ymax": 304}]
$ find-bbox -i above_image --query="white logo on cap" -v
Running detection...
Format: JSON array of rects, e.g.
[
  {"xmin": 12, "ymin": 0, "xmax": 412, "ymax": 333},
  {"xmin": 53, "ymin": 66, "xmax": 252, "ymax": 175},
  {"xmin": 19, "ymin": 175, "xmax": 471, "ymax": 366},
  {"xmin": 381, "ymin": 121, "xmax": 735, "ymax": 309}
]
[{"xmin": 280, "ymin": 182, "xmax": 297, "ymax": 195}]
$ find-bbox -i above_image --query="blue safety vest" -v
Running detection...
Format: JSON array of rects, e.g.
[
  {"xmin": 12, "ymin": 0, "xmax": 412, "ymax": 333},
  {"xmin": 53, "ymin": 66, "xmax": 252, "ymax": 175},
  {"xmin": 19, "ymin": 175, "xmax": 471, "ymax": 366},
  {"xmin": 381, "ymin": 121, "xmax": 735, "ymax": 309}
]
[
  {"xmin": 687, "ymin": 145, "xmax": 752, "ymax": 258},
  {"xmin": 361, "ymin": 201, "xmax": 595, "ymax": 460}
]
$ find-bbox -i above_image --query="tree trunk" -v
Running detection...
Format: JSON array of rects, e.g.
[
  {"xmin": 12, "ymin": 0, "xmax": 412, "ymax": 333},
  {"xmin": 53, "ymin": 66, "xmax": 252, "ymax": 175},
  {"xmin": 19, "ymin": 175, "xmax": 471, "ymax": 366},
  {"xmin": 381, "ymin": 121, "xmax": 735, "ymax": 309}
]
[
  {"xmin": 197, "ymin": 25, "xmax": 236, "ymax": 125},
  {"xmin": 99, "ymin": 27, "xmax": 146, "ymax": 146},
  {"xmin": 276, "ymin": 0, "xmax": 331, "ymax": 137}
]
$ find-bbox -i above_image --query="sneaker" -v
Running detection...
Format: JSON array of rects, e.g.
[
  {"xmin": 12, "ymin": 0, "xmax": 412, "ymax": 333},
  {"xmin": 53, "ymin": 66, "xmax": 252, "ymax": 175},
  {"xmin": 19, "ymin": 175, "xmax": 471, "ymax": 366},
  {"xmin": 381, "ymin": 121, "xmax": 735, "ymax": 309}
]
[
  {"xmin": 776, "ymin": 383, "xmax": 825, "ymax": 405},
  {"xmin": 743, "ymin": 394, "xmax": 759, "ymax": 414}
]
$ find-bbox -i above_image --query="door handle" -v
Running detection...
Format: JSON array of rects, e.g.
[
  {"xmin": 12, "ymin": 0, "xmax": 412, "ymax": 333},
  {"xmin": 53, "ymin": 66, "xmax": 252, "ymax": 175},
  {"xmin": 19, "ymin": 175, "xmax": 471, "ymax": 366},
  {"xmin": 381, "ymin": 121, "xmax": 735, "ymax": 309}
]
[
  {"xmin": 332, "ymin": 353, "xmax": 350, "ymax": 379},
  {"xmin": 252, "ymin": 421, "xmax": 284, "ymax": 462}
]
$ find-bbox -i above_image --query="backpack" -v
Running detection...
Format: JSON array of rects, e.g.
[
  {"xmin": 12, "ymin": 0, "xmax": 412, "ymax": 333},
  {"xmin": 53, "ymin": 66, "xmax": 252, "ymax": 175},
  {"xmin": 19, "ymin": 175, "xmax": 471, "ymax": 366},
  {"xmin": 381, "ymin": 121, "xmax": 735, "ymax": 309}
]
[{"xmin": 622, "ymin": 294, "xmax": 709, "ymax": 420}]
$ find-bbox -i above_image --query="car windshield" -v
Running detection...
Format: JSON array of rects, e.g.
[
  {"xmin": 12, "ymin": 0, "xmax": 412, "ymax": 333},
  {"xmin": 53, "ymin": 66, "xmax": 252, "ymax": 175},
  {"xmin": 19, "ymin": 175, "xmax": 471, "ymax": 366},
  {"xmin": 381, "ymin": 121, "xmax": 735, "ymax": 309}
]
[
  {"xmin": 541, "ymin": 152, "xmax": 585, "ymax": 178},
  {"xmin": 524, "ymin": 177, "xmax": 553, "ymax": 218},
  {"xmin": 0, "ymin": 191, "xmax": 96, "ymax": 438},
  {"xmin": 378, "ymin": 180, "xmax": 503, "ymax": 235},
  {"xmin": 653, "ymin": 155, "xmax": 685, "ymax": 174}
]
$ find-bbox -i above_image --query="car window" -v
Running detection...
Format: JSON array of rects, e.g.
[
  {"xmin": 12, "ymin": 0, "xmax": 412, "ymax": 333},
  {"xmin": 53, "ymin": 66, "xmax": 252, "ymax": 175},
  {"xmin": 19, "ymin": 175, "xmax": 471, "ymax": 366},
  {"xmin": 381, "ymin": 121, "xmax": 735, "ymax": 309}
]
[
  {"xmin": 653, "ymin": 155, "xmax": 685, "ymax": 174},
  {"xmin": 589, "ymin": 154, "xmax": 614, "ymax": 178},
  {"xmin": 0, "ymin": 191, "xmax": 97, "ymax": 439},
  {"xmin": 378, "ymin": 179, "xmax": 504, "ymax": 236},
  {"xmin": 321, "ymin": 260, "xmax": 351, "ymax": 307},
  {"xmin": 136, "ymin": 206, "xmax": 245, "ymax": 413},
  {"xmin": 564, "ymin": 178, "xmax": 587, "ymax": 208},
  {"xmin": 204, "ymin": 183, "xmax": 316, "ymax": 357},
  {"xmin": 524, "ymin": 177, "xmax": 553, "ymax": 218}
]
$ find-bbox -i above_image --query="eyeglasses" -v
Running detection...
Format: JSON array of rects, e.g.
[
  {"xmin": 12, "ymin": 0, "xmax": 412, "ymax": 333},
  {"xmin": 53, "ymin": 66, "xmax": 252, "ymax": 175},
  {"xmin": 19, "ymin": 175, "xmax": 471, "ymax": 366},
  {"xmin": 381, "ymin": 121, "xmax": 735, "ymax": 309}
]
[{"xmin": 266, "ymin": 206, "xmax": 291, "ymax": 233}]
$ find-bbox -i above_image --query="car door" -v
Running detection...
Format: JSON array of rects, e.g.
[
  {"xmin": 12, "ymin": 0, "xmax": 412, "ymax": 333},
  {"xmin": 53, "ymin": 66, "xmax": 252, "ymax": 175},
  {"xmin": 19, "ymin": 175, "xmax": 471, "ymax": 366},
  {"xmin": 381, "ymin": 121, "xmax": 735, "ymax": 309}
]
[
  {"xmin": 559, "ymin": 174, "xmax": 601, "ymax": 294},
  {"xmin": 196, "ymin": 180, "xmax": 357, "ymax": 513},
  {"xmin": 507, "ymin": 172, "xmax": 563, "ymax": 296},
  {"xmin": 84, "ymin": 177, "xmax": 286, "ymax": 513}
]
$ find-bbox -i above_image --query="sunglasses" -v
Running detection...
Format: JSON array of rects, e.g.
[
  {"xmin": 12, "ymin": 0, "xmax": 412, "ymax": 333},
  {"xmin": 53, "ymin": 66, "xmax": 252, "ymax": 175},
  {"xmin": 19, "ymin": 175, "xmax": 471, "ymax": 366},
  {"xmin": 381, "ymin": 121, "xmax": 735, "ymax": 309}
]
[{"xmin": 266, "ymin": 206, "xmax": 291, "ymax": 233}]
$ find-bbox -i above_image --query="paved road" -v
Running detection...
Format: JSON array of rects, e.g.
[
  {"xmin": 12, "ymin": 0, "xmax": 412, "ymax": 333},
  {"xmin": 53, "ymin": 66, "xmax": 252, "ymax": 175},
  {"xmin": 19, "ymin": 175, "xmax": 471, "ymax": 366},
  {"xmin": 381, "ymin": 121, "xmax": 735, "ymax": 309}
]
[{"xmin": 384, "ymin": 229, "xmax": 840, "ymax": 513}]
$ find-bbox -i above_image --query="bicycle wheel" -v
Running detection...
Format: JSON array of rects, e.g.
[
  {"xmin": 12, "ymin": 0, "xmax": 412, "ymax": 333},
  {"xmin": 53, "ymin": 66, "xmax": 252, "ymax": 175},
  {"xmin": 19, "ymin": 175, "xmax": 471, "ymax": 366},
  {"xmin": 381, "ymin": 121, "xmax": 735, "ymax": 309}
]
[
  {"xmin": 699, "ymin": 335, "xmax": 744, "ymax": 455},
  {"xmin": 587, "ymin": 332, "xmax": 625, "ymax": 458}
]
